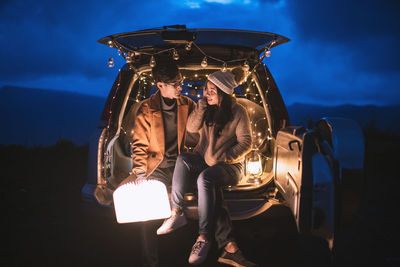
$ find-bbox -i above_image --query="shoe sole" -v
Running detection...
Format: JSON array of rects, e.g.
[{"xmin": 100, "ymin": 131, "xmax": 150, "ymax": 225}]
[
  {"xmin": 156, "ymin": 220, "xmax": 187, "ymax": 235},
  {"xmin": 217, "ymin": 257, "xmax": 247, "ymax": 267},
  {"xmin": 188, "ymin": 257, "xmax": 207, "ymax": 265}
]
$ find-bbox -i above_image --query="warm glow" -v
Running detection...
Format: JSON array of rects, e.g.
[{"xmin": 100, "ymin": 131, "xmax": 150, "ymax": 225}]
[
  {"xmin": 246, "ymin": 150, "xmax": 262, "ymax": 176},
  {"xmin": 247, "ymin": 159, "xmax": 262, "ymax": 175},
  {"xmin": 113, "ymin": 180, "xmax": 171, "ymax": 223}
]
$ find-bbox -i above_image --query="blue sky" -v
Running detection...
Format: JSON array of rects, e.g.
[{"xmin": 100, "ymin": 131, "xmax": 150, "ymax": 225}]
[{"xmin": 0, "ymin": 0, "xmax": 399, "ymax": 106}]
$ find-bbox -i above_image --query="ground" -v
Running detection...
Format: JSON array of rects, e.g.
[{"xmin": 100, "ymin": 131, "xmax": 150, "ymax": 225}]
[{"xmin": 1, "ymin": 128, "xmax": 399, "ymax": 267}]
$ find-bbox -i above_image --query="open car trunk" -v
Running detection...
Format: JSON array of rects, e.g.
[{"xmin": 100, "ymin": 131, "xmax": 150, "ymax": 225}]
[{"xmin": 96, "ymin": 61, "xmax": 289, "ymax": 220}]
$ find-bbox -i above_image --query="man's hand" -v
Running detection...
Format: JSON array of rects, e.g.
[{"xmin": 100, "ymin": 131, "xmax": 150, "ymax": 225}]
[
  {"xmin": 119, "ymin": 172, "xmax": 147, "ymax": 187},
  {"xmin": 135, "ymin": 172, "xmax": 147, "ymax": 184},
  {"xmin": 119, "ymin": 173, "xmax": 136, "ymax": 187}
]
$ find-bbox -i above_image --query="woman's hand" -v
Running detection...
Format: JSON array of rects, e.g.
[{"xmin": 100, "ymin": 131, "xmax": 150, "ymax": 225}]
[{"xmin": 198, "ymin": 97, "xmax": 208, "ymax": 110}]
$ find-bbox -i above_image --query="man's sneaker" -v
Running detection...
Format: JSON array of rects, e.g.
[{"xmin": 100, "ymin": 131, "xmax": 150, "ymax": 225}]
[
  {"xmin": 156, "ymin": 211, "xmax": 187, "ymax": 235},
  {"xmin": 188, "ymin": 237, "xmax": 210, "ymax": 265},
  {"xmin": 218, "ymin": 249, "xmax": 258, "ymax": 267}
]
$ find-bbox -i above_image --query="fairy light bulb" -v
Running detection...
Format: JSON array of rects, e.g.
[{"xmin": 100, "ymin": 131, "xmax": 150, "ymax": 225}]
[
  {"xmin": 201, "ymin": 57, "xmax": 208, "ymax": 68},
  {"xmin": 126, "ymin": 54, "xmax": 132, "ymax": 63},
  {"xmin": 265, "ymin": 49, "xmax": 271, "ymax": 57},
  {"xmin": 129, "ymin": 52, "xmax": 135, "ymax": 63},
  {"xmin": 107, "ymin": 40, "xmax": 113, "ymax": 48},
  {"xmin": 185, "ymin": 42, "xmax": 192, "ymax": 51},
  {"xmin": 173, "ymin": 49, "xmax": 179, "ymax": 60},
  {"xmin": 243, "ymin": 60, "xmax": 250, "ymax": 71},
  {"xmin": 108, "ymin": 57, "xmax": 114, "ymax": 68},
  {"xmin": 222, "ymin": 62, "xmax": 227, "ymax": 72},
  {"xmin": 150, "ymin": 56, "xmax": 156, "ymax": 67}
]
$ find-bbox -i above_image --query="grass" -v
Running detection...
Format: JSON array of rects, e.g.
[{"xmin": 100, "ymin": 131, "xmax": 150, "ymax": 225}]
[{"xmin": 1, "ymin": 128, "xmax": 399, "ymax": 266}]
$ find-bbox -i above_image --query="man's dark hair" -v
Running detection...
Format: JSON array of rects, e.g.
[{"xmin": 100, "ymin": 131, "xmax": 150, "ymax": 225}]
[{"xmin": 152, "ymin": 60, "xmax": 179, "ymax": 83}]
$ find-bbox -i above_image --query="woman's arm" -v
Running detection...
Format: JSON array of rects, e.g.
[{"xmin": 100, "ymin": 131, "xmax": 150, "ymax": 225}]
[
  {"xmin": 186, "ymin": 98, "xmax": 207, "ymax": 133},
  {"xmin": 225, "ymin": 106, "xmax": 252, "ymax": 162}
]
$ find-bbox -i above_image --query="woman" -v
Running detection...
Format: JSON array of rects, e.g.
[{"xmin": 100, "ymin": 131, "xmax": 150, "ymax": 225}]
[{"xmin": 157, "ymin": 68, "xmax": 257, "ymax": 267}]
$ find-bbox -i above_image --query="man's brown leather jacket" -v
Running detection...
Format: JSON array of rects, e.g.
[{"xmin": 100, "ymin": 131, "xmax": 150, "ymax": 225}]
[{"xmin": 131, "ymin": 90, "xmax": 196, "ymax": 177}]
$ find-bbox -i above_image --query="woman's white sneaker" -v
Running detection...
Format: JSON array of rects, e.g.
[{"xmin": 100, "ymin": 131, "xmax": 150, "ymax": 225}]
[{"xmin": 156, "ymin": 212, "xmax": 187, "ymax": 235}]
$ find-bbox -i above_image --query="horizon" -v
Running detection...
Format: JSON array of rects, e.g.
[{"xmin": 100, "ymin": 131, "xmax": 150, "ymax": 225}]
[
  {"xmin": 2, "ymin": 84, "xmax": 399, "ymax": 108},
  {"xmin": 2, "ymin": 83, "xmax": 400, "ymax": 147}
]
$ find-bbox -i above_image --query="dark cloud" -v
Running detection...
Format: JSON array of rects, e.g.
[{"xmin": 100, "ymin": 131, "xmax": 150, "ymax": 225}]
[
  {"xmin": 0, "ymin": 0, "xmax": 290, "ymax": 82},
  {"xmin": 0, "ymin": 0, "xmax": 398, "ymax": 105},
  {"xmin": 286, "ymin": 0, "xmax": 400, "ymax": 73},
  {"xmin": 0, "ymin": 0, "xmax": 145, "ymax": 82}
]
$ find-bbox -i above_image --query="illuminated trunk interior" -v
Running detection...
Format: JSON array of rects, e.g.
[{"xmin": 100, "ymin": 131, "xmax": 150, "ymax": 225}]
[{"xmin": 103, "ymin": 68, "xmax": 275, "ymax": 191}]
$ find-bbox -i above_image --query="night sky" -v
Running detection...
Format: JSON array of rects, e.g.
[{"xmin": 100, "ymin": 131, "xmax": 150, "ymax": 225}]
[{"xmin": 1, "ymin": 0, "xmax": 399, "ymax": 106}]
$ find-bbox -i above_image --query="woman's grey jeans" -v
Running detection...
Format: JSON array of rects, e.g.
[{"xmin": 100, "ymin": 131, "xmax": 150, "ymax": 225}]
[{"xmin": 171, "ymin": 152, "xmax": 243, "ymax": 248}]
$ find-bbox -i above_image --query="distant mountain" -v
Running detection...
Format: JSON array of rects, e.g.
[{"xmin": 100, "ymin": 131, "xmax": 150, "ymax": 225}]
[
  {"xmin": 287, "ymin": 103, "xmax": 400, "ymax": 133},
  {"xmin": 1, "ymin": 86, "xmax": 399, "ymax": 146},
  {"xmin": 0, "ymin": 86, "xmax": 106, "ymax": 146}
]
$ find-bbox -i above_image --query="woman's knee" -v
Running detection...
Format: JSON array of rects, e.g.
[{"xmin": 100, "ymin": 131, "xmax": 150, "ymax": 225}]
[{"xmin": 197, "ymin": 169, "xmax": 215, "ymax": 188}]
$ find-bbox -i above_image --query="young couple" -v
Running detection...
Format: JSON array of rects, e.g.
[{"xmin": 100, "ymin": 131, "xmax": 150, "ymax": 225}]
[{"xmin": 126, "ymin": 59, "xmax": 257, "ymax": 267}]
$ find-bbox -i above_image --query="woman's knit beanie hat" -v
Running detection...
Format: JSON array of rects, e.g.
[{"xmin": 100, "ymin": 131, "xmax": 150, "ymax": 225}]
[{"xmin": 207, "ymin": 70, "xmax": 238, "ymax": 95}]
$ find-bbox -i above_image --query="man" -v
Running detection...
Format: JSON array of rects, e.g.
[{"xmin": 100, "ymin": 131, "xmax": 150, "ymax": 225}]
[{"xmin": 125, "ymin": 59, "xmax": 195, "ymax": 267}]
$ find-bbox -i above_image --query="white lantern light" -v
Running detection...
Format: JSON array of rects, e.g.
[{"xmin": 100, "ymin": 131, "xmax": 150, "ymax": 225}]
[
  {"xmin": 246, "ymin": 150, "xmax": 262, "ymax": 184},
  {"xmin": 113, "ymin": 180, "xmax": 171, "ymax": 223}
]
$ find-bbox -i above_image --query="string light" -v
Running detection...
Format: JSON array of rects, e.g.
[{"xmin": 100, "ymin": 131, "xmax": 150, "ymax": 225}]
[
  {"xmin": 243, "ymin": 60, "xmax": 250, "ymax": 71},
  {"xmin": 222, "ymin": 62, "xmax": 227, "ymax": 72},
  {"xmin": 106, "ymin": 35, "xmax": 277, "ymax": 78},
  {"xmin": 201, "ymin": 56, "xmax": 208, "ymax": 68},
  {"xmin": 149, "ymin": 56, "xmax": 156, "ymax": 67},
  {"xmin": 103, "ymin": 36, "xmax": 275, "ymax": 155},
  {"xmin": 108, "ymin": 57, "xmax": 114, "ymax": 68},
  {"xmin": 173, "ymin": 49, "xmax": 179, "ymax": 60},
  {"xmin": 126, "ymin": 53, "xmax": 132, "ymax": 64}
]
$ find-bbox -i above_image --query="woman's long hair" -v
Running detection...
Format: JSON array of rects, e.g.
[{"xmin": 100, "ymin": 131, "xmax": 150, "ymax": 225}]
[{"xmin": 203, "ymin": 87, "xmax": 234, "ymax": 138}]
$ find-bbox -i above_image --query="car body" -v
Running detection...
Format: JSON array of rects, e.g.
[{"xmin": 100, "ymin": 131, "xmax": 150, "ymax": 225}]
[{"xmin": 81, "ymin": 25, "xmax": 365, "ymax": 248}]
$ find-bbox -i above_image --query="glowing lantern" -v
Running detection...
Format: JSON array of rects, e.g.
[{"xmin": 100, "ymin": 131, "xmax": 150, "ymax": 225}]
[
  {"xmin": 246, "ymin": 150, "xmax": 262, "ymax": 184},
  {"xmin": 113, "ymin": 180, "xmax": 171, "ymax": 223}
]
